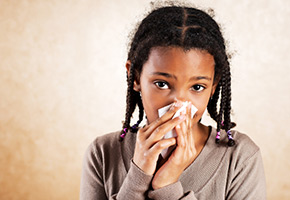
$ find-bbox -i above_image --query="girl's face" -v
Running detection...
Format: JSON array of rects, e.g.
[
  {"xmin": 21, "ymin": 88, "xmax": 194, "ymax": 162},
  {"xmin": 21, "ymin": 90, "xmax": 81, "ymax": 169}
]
[{"xmin": 133, "ymin": 47, "xmax": 217, "ymax": 125}]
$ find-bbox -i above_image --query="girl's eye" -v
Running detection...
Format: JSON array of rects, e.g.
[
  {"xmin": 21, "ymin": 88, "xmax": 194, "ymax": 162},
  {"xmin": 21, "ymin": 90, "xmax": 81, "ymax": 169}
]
[
  {"xmin": 154, "ymin": 81, "xmax": 169, "ymax": 89},
  {"xmin": 191, "ymin": 84, "xmax": 205, "ymax": 92}
]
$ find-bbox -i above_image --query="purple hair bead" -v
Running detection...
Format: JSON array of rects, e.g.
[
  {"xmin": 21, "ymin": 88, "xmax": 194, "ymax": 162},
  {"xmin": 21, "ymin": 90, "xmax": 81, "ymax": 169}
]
[
  {"xmin": 120, "ymin": 128, "xmax": 128, "ymax": 139},
  {"xmin": 227, "ymin": 130, "xmax": 233, "ymax": 140}
]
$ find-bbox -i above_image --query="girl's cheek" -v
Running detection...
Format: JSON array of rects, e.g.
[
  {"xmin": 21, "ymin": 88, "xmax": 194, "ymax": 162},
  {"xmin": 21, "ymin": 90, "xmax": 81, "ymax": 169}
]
[
  {"xmin": 143, "ymin": 98, "xmax": 166, "ymax": 124},
  {"xmin": 192, "ymin": 99, "xmax": 209, "ymax": 121}
]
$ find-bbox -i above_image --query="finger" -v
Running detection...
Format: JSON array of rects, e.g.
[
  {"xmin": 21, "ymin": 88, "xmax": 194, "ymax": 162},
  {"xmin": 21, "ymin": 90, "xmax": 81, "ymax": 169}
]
[
  {"xmin": 145, "ymin": 138, "xmax": 176, "ymax": 158},
  {"xmin": 187, "ymin": 102, "xmax": 193, "ymax": 129},
  {"xmin": 188, "ymin": 114, "xmax": 197, "ymax": 157},
  {"xmin": 147, "ymin": 114, "xmax": 186, "ymax": 145},
  {"xmin": 140, "ymin": 124, "xmax": 149, "ymax": 131},
  {"xmin": 136, "ymin": 126, "xmax": 148, "ymax": 143},
  {"xmin": 181, "ymin": 108, "xmax": 187, "ymax": 138},
  {"xmin": 188, "ymin": 113, "xmax": 194, "ymax": 148},
  {"xmin": 175, "ymin": 121, "xmax": 186, "ymax": 149},
  {"xmin": 141, "ymin": 101, "xmax": 183, "ymax": 140},
  {"xmin": 186, "ymin": 102, "xmax": 191, "ymax": 140}
]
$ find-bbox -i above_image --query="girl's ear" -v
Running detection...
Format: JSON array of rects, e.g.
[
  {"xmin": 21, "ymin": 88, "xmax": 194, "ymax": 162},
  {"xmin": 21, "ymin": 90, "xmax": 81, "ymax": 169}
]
[{"xmin": 126, "ymin": 60, "xmax": 141, "ymax": 92}]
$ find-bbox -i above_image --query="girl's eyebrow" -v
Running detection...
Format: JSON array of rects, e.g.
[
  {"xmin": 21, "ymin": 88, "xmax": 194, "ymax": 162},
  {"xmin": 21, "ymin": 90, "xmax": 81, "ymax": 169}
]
[
  {"xmin": 151, "ymin": 72, "xmax": 176, "ymax": 79},
  {"xmin": 190, "ymin": 76, "xmax": 212, "ymax": 81},
  {"xmin": 151, "ymin": 72, "xmax": 212, "ymax": 81}
]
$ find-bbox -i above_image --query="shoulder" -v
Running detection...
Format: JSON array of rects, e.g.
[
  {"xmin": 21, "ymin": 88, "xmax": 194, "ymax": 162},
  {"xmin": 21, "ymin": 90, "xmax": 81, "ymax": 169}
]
[
  {"xmin": 231, "ymin": 129, "xmax": 260, "ymax": 154},
  {"xmin": 211, "ymin": 127, "xmax": 260, "ymax": 155},
  {"xmin": 206, "ymin": 127, "xmax": 261, "ymax": 168},
  {"xmin": 209, "ymin": 127, "xmax": 261, "ymax": 168},
  {"xmin": 86, "ymin": 131, "xmax": 121, "ymax": 159},
  {"xmin": 84, "ymin": 130, "xmax": 136, "ymax": 168},
  {"xmin": 226, "ymin": 129, "xmax": 261, "ymax": 167},
  {"xmin": 231, "ymin": 129, "xmax": 259, "ymax": 150},
  {"xmin": 82, "ymin": 131, "xmax": 123, "ymax": 178},
  {"xmin": 222, "ymin": 130, "xmax": 266, "ymax": 199},
  {"xmin": 92, "ymin": 131, "xmax": 121, "ymax": 148}
]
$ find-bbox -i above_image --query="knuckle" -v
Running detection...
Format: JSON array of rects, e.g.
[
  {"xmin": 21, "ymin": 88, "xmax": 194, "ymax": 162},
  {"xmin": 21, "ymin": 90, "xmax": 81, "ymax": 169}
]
[
  {"xmin": 137, "ymin": 128, "xmax": 145, "ymax": 136},
  {"xmin": 155, "ymin": 142, "xmax": 162, "ymax": 149},
  {"xmin": 155, "ymin": 143, "xmax": 160, "ymax": 150},
  {"xmin": 143, "ymin": 151, "xmax": 152, "ymax": 161},
  {"xmin": 136, "ymin": 136, "xmax": 143, "ymax": 144},
  {"xmin": 179, "ymin": 143, "xmax": 186, "ymax": 148},
  {"xmin": 154, "ymin": 126, "xmax": 161, "ymax": 133},
  {"xmin": 138, "ymin": 141, "xmax": 145, "ymax": 149},
  {"xmin": 143, "ymin": 151, "xmax": 149, "ymax": 157},
  {"xmin": 153, "ymin": 126, "xmax": 165, "ymax": 138},
  {"xmin": 155, "ymin": 117, "xmax": 162, "ymax": 125},
  {"xmin": 137, "ymin": 129, "xmax": 143, "ymax": 134}
]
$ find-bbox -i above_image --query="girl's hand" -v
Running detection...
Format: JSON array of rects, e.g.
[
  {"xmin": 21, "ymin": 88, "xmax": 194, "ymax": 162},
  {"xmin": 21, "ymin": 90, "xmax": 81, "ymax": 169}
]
[
  {"xmin": 133, "ymin": 101, "xmax": 186, "ymax": 176},
  {"xmin": 151, "ymin": 102, "xmax": 197, "ymax": 189}
]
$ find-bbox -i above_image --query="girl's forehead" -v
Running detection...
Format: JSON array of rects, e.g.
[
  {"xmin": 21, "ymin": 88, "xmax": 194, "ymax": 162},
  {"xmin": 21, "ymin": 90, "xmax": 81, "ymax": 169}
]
[{"xmin": 143, "ymin": 47, "xmax": 215, "ymax": 76}]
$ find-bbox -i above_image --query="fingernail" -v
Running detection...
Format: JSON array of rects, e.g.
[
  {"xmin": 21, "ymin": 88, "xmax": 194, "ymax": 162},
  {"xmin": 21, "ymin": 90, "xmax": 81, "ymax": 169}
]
[
  {"xmin": 179, "ymin": 114, "xmax": 186, "ymax": 120},
  {"xmin": 174, "ymin": 100, "xmax": 182, "ymax": 107},
  {"xmin": 176, "ymin": 124, "xmax": 181, "ymax": 129},
  {"xmin": 182, "ymin": 109, "xmax": 186, "ymax": 115}
]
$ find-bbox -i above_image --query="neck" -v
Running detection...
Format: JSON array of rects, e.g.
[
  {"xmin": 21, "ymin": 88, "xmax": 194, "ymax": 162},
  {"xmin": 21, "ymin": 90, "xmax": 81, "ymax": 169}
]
[{"xmin": 193, "ymin": 122, "xmax": 210, "ymax": 153}]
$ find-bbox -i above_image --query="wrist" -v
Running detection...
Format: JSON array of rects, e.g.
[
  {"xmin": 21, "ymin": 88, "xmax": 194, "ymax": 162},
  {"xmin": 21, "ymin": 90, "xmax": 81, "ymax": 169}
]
[
  {"xmin": 152, "ymin": 180, "xmax": 178, "ymax": 190},
  {"xmin": 151, "ymin": 173, "xmax": 180, "ymax": 190}
]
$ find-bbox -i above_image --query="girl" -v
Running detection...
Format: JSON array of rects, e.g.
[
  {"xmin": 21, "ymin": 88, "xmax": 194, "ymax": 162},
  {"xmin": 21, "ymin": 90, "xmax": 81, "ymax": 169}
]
[{"xmin": 80, "ymin": 5, "xmax": 266, "ymax": 200}]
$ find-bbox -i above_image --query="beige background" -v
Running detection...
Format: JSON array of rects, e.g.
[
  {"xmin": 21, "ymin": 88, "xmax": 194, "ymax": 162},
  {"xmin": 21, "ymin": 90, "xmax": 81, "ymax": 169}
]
[{"xmin": 0, "ymin": 0, "xmax": 289, "ymax": 199}]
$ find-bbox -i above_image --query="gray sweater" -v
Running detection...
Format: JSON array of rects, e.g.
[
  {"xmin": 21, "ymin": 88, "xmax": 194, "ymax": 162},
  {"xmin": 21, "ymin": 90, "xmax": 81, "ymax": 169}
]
[{"xmin": 80, "ymin": 127, "xmax": 266, "ymax": 199}]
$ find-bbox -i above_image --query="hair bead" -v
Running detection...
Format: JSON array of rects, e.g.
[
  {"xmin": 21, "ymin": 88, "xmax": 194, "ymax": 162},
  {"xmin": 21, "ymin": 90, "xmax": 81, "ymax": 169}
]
[
  {"xmin": 119, "ymin": 128, "xmax": 128, "ymax": 141},
  {"xmin": 227, "ymin": 130, "xmax": 235, "ymax": 146},
  {"xmin": 131, "ymin": 119, "xmax": 142, "ymax": 132},
  {"xmin": 226, "ymin": 130, "xmax": 233, "ymax": 139},
  {"xmin": 215, "ymin": 131, "xmax": 221, "ymax": 144},
  {"xmin": 221, "ymin": 120, "xmax": 224, "ymax": 127}
]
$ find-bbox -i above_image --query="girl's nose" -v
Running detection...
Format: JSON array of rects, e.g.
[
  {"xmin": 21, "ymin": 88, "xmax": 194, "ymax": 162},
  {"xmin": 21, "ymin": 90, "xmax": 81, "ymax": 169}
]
[{"xmin": 172, "ymin": 89, "xmax": 189, "ymax": 102}]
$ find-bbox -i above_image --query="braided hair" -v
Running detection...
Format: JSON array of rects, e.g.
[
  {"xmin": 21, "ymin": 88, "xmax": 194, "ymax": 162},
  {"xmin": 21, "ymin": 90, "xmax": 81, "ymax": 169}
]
[{"xmin": 120, "ymin": 5, "xmax": 236, "ymax": 146}]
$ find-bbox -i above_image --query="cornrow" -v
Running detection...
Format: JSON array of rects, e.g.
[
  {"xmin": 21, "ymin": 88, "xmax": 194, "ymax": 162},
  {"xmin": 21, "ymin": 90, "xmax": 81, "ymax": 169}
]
[{"xmin": 120, "ymin": 5, "xmax": 236, "ymax": 145}]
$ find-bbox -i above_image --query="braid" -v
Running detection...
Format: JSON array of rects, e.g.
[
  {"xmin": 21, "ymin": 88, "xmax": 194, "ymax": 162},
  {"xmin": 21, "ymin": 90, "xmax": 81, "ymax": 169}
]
[
  {"xmin": 212, "ymin": 59, "xmax": 235, "ymax": 146},
  {"xmin": 215, "ymin": 69, "xmax": 226, "ymax": 143},
  {"xmin": 120, "ymin": 64, "xmax": 144, "ymax": 141},
  {"xmin": 223, "ymin": 63, "xmax": 235, "ymax": 146},
  {"xmin": 120, "ymin": 64, "xmax": 136, "ymax": 141}
]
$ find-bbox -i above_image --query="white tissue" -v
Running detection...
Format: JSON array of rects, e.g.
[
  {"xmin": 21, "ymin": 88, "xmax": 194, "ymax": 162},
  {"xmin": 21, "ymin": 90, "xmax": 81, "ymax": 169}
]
[{"xmin": 158, "ymin": 101, "xmax": 198, "ymax": 158}]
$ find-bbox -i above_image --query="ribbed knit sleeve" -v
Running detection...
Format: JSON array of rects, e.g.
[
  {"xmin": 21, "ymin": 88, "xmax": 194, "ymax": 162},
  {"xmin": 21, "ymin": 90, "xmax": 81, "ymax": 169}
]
[
  {"xmin": 148, "ymin": 181, "xmax": 197, "ymax": 200},
  {"xmin": 80, "ymin": 133, "xmax": 153, "ymax": 200},
  {"xmin": 116, "ymin": 161, "xmax": 153, "ymax": 199},
  {"xmin": 80, "ymin": 142, "xmax": 107, "ymax": 200}
]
